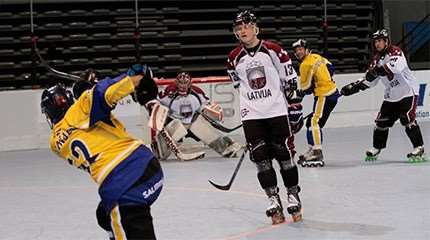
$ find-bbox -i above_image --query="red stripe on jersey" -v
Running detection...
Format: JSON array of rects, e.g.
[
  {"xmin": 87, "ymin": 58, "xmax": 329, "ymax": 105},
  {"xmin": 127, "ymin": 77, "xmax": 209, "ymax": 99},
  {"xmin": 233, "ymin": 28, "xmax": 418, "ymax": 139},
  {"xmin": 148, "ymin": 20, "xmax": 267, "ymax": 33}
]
[
  {"xmin": 262, "ymin": 40, "xmax": 291, "ymax": 63},
  {"xmin": 227, "ymin": 45, "xmax": 243, "ymax": 70}
]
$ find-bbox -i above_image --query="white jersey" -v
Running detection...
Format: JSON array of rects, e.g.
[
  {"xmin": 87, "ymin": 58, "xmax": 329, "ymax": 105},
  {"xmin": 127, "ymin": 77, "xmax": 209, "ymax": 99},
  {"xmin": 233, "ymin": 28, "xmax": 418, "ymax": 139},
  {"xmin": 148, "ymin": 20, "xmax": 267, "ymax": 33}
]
[
  {"xmin": 366, "ymin": 45, "xmax": 419, "ymax": 102},
  {"xmin": 227, "ymin": 40, "xmax": 298, "ymax": 121},
  {"xmin": 158, "ymin": 84, "xmax": 209, "ymax": 124}
]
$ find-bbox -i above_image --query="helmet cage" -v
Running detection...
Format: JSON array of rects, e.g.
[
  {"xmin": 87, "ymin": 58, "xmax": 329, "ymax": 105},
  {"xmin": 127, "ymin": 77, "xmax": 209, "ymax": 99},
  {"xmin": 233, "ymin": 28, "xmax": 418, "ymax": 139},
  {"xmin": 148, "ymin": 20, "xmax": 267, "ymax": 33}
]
[{"xmin": 175, "ymin": 72, "xmax": 192, "ymax": 95}]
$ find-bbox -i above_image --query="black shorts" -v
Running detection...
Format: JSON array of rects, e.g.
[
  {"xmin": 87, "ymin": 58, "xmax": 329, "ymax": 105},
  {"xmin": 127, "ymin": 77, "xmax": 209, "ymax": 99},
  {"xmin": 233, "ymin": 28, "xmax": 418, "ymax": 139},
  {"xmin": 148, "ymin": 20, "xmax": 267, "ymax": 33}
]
[
  {"xmin": 377, "ymin": 95, "xmax": 418, "ymax": 126},
  {"xmin": 242, "ymin": 115, "xmax": 292, "ymax": 147}
]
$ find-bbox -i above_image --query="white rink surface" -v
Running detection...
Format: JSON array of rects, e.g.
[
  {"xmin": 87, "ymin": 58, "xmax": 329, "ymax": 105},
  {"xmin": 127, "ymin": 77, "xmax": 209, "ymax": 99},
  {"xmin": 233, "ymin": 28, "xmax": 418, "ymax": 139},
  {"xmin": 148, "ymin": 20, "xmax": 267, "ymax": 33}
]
[{"xmin": 0, "ymin": 122, "xmax": 429, "ymax": 240}]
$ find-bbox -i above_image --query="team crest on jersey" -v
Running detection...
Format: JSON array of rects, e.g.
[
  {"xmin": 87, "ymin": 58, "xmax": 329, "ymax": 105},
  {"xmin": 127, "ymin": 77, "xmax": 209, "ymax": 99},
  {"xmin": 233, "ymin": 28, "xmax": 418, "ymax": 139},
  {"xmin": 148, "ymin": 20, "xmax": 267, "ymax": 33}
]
[{"xmin": 246, "ymin": 66, "xmax": 266, "ymax": 90}]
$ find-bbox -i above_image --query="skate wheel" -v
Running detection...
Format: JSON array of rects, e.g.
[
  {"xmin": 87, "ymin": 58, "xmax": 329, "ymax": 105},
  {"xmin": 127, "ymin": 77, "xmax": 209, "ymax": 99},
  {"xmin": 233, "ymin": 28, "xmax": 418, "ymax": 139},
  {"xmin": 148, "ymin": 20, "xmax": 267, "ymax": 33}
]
[
  {"xmin": 291, "ymin": 212, "xmax": 303, "ymax": 222},
  {"xmin": 365, "ymin": 155, "xmax": 377, "ymax": 161},
  {"xmin": 271, "ymin": 212, "xmax": 286, "ymax": 225},
  {"xmin": 408, "ymin": 156, "xmax": 427, "ymax": 163}
]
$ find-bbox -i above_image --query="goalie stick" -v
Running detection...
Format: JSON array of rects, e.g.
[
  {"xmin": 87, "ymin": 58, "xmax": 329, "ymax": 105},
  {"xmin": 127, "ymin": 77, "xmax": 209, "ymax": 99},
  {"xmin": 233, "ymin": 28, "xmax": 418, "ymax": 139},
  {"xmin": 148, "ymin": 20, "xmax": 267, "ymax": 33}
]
[
  {"xmin": 208, "ymin": 147, "xmax": 248, "ymax": 191},
  {"xmin": 158, "ymin": 129, "xmax": 205, "ymax": 161},
  {"xmin": 200, "ymin": 113, "xmax": 243, "ymax": 133}
]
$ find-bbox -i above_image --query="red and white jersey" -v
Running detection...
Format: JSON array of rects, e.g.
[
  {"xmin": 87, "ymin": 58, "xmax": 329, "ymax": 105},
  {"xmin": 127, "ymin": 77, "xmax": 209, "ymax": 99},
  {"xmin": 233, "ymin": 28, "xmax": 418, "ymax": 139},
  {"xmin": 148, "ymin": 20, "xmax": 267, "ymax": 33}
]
[
  {"xmin": 226, "ymin": 40, "xmax": 297, "ymax": 121},
  {"xmin": 158, "ymin": 84, "xmax": 209, "ymax": 124},
  {"xmin": 367, "ymin": 45, "xmax": 419, "ymax": 102}
]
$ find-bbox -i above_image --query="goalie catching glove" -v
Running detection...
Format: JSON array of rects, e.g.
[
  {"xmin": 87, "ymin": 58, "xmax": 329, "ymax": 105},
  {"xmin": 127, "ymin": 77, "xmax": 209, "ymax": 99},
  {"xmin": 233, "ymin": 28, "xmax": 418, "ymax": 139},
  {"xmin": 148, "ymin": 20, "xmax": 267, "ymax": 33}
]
[{"xmin": 128, "ymin": 64, "xmax": 159, "ymax": 106}]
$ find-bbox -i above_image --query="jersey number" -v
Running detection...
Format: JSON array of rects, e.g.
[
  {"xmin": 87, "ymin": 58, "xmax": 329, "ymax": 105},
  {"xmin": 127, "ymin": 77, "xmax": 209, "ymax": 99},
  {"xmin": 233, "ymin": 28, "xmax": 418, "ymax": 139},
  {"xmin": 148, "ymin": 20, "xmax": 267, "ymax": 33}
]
[
  {"xmin": 285, "ymin": 64, "xmax": 294, "ymax": 76},
  {"xmin": 68, "ymin": 139, "xmax": 98, "ymax": 172}
]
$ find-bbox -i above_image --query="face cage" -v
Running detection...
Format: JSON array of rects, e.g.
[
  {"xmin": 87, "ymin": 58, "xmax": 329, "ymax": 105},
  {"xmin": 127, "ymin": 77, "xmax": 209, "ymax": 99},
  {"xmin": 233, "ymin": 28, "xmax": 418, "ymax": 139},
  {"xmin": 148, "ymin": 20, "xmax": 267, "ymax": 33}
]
[
  {"xmin": 176, "ymin": 76, "xmax": 192, "ymax": 95},
  {"xmin": 233, "ymin": 23, "xmax": 259, "ymax": 40}
]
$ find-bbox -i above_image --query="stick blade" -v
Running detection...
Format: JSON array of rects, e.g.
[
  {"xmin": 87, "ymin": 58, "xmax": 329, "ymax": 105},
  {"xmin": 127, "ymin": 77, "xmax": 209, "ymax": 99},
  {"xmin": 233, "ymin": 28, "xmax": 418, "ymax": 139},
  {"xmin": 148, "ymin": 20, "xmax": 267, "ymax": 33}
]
[{"xmin": 208, "ymin": 180, "xmax": 231, "ymax": 191}]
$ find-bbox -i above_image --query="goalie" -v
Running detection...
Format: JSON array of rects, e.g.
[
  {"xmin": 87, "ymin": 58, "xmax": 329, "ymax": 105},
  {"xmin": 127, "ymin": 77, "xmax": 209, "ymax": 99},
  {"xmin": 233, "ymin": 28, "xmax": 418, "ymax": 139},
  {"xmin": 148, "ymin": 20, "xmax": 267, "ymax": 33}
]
[{"xmin": 149, "ymin": 72, "xmax": 242, "ymax": 160}]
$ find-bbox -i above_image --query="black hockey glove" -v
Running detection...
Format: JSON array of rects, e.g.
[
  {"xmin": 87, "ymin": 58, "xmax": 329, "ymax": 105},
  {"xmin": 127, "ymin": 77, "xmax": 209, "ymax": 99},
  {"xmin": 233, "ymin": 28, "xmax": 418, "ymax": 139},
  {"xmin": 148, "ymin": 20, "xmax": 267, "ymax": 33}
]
[
  {"xmin": 285, "ymin": 89, "xmax": 304, "ymax": 103},
  {"xmin": 129, "ymin": 64, "xmax": 159, "ymax": 106},
  {"xmin": 365, "ymin": 69, "xmax": 379, "ymax": 82},
  {"xmin": 72, "ymin": 68, "xmax": 100, "ymax": 99},
  {"xmin": 373, "ymin": 66, "xmax": 387, "ymax": 76},
  {"xmin": 340, "ymin": 80, "xmax": 369, "ymax": 96}
]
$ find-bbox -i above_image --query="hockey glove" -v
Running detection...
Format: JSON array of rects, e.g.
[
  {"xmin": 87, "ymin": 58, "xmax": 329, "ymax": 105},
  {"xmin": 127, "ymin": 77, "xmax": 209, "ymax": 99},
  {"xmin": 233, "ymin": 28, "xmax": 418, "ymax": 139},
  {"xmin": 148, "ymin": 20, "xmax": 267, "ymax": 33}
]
[
  {"xmin": 341, "ymin": 80, "xmax": 369, "ymax": 96},
  {"xmin": 364, "ymin": 69, "xmax": 378, "ymax": 82},
  {"xmin": 127, "ymin": 64, "xmax": 148, "ymax": 77},
  {"xmin": 130, "ymin": 65, "xmax": 159, "ymax": 106},
  {"xmin": 285, "ymin": 89, "xmax": 304, "ymax": 102},
  {"xmin": 72, "ymin": 68, "xmax": 100, "ymax": 99},
  {"xmin": 288, "ymin": 103, "xmax": 304, "ymax": 134}
]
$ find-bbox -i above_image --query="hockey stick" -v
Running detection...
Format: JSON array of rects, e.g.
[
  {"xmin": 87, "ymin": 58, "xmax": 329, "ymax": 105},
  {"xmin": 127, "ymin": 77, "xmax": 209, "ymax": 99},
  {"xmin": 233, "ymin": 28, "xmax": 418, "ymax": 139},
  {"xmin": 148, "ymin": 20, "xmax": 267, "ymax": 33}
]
[
  {"xmin": 200, "ymin": 113, "xmax": 242, "ymax": 133},
  {"xmin": 158, "ymin": 129, "xmax": 205, "ymax": 161},
  {"xmin": 208, "ymin": 148, "xmax": 248, "ymax": 191},
  {"xmin": 30, "ymin": 0, "xmax": 81, "ymax": 82},
  {"xmin": 33, "ymin": 43, "xmax": 82, "ymax": 82}
]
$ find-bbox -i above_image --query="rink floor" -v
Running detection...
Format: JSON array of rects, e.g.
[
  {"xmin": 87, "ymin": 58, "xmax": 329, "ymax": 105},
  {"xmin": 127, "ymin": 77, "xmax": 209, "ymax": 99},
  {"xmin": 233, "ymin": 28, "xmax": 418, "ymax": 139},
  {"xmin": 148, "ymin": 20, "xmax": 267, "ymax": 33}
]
[{"xmin": 1, "ymin": 122, "xmax": 429, "ymax": 240}]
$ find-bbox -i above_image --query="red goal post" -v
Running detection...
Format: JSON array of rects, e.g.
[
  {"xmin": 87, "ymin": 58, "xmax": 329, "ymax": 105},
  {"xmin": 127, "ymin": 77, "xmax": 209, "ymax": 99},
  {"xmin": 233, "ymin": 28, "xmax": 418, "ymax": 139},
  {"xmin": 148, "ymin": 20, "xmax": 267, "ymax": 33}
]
[{"xmin": 153, "ymin": 76, "xmax": 231, "ymax": 85}]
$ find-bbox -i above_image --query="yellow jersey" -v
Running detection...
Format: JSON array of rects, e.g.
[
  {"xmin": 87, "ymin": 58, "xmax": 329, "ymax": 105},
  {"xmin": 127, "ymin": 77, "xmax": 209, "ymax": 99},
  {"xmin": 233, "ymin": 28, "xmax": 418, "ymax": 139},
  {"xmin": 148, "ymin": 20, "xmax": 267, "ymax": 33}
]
[
  {"xmin": 49, "ymin": 74, "xmax": 144, "ymax": 185},
  {"xmin": 299, "ymin": 53, "xmax": 337, "ymax": 97}
]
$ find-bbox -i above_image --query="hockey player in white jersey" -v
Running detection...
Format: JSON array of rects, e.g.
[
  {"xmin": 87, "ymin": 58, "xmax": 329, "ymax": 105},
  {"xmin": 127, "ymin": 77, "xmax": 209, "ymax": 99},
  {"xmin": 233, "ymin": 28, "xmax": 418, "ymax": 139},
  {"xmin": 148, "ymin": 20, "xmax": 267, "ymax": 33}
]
[
  {"xmin": 150, "ymin": 72, "xmax": 242, "ymax": 161},
  {"xmin": 227, "ymin": 10, "xmax": 302, "ymax": 224},
  {"xmin": 341, "ymin": 29, "xmax": 426, "ymax": 162}
]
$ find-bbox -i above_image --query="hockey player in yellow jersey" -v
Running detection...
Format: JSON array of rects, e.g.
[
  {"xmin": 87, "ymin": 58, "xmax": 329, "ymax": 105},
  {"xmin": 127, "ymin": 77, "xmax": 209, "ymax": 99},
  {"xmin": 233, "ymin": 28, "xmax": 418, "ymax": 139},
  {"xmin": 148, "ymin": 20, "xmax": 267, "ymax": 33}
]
[
  {"xmin": 288, "ymin": 39, "xmax": 340, "ymax": 167},
  {"xmin": 41, "ymin": 64, "xmax": 161, "ymax": 240}
]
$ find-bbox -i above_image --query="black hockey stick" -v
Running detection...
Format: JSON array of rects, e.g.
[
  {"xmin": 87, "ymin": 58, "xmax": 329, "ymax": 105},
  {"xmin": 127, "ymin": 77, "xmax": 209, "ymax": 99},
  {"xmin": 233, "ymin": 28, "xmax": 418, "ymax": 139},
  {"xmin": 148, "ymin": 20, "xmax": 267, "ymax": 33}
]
[
  {"xmin": 32, "ymin": 42, "xmax": 82, "ymax": 82},
  {"xmin": 30, "ymin": 0, "xmax": 81, "ymax": 82},
  {"xmin": 201, "ymin": 113, "xmax": 243, "ymax": 133},
  {"xmin": 208, "ymin": 148, "xmax": 248, "ymax": 191}
]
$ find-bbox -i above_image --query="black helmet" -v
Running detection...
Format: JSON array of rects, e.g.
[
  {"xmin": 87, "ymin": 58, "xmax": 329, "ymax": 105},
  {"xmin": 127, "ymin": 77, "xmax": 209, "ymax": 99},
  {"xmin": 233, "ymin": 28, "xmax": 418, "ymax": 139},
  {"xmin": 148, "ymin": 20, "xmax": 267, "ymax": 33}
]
[
  {"xmin": 233, "ymin": 10, "xmax": 257, "ymax": 27},
  {"xmin": 292, "ymin": 39, "xmax": 309, "ymax": 49},
  {"xmin": 41, "ymin": 84, "xmax": 74, "ymax": 127}
]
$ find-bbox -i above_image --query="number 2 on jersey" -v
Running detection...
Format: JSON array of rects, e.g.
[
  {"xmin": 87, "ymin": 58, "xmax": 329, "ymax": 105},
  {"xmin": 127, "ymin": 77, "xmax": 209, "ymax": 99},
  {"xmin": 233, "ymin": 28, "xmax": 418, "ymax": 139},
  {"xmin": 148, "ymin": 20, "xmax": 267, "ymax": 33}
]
[{"xmin": 68, "ymin": 139, "xmax": 98, "ymax": 172}]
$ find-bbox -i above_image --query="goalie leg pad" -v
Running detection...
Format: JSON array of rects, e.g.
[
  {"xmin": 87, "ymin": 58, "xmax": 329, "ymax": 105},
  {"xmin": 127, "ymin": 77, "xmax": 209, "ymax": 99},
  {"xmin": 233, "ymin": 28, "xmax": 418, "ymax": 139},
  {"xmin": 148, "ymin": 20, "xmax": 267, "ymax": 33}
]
[
  {"xmin": 189, "ymin": 114, "xmax": 222, "ymax": 144},
  {"xmin": 148, "ymin": 103, "xmax": 169, "ymax": 131},
  {"xmin": 152, "ymin": 132, "xmax": 172, "ymax": 160},
  {"xmin": 165, "ymin": 119, "xmax": 188, "ymax": 142}
]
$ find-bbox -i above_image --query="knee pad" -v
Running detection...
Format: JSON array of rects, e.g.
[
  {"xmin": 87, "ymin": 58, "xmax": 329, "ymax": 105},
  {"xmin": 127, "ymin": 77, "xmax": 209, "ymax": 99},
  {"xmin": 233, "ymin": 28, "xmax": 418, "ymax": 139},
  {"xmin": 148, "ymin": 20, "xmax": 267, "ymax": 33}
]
[
  {"xmin": 375, "ymin": 117, "xmax": 395, "ymax": 129},
  {"xmin": 280, "ymin": 166, "xmax": 299, "ymax": 188},
  {"xmin": 248, "ymin": 140, "xmax": 271, "ymax": 163},
  {"xmin": 373, "ymin": 126, "xmax": 389, "ymax": 149},
  {"xmin": 405, "ymin": 122, "xmax": 424, "ymax": 148},
  {"xmin": 96, "ymin": 202, "xmax": 112, "ymax": 232},
  {"xmin": 270, "ymin": 140, "xmax": 293, "ymax": 166},
  {"xmin": 256, "ymin": 159, "xmax": 277, "ymax": 189}
]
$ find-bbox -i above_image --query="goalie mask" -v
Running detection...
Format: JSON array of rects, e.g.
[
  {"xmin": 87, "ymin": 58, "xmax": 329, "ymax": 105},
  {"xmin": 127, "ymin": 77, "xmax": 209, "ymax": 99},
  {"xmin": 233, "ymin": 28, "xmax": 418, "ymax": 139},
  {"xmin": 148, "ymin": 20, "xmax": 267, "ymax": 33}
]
[
  {"xmin": 41, "ymin": 84, "xmax": 74, "ymax": 128},
  {"xmin": 175, "ymin": 72, "xmax": 192, "ymax": 95},
  {"xmin": 232, "ymin": 10, "xmax": 259, "ymax": 40}
]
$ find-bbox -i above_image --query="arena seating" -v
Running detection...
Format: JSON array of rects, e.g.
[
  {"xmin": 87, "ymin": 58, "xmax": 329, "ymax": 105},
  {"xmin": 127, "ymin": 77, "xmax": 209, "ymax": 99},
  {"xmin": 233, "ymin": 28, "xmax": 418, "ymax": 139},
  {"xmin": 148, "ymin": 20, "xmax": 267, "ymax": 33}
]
[{"xmin": 0, "ymin": 0, "xmax": 379, "ymax": 88}]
